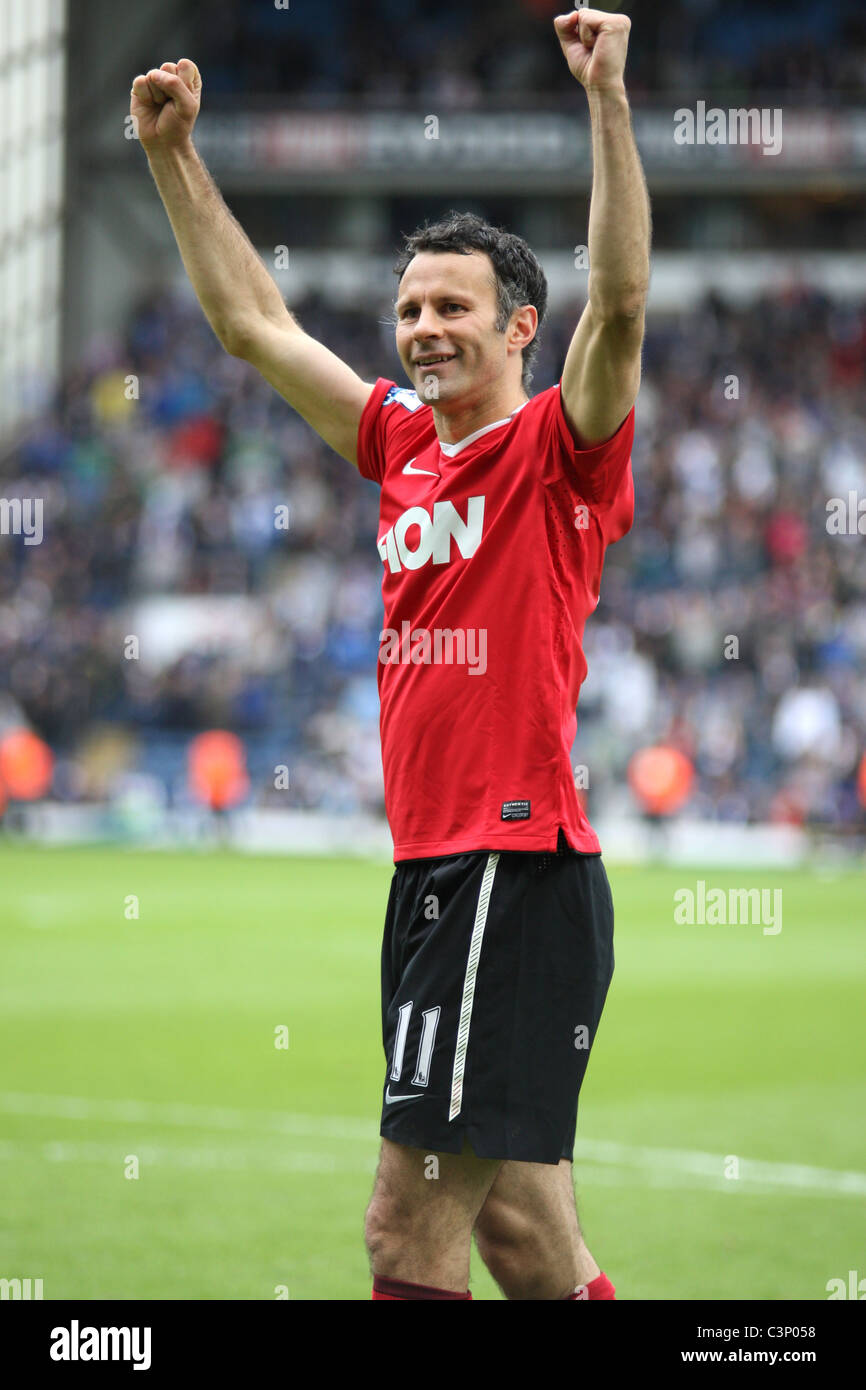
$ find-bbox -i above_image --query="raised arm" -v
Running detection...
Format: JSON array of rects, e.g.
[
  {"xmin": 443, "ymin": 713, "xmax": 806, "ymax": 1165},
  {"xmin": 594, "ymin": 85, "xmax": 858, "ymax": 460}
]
[
  {"xmin": 130, "ymin": 60, "xmax": 373, "ymax": 467},
  {"xmin": 553, "ymin": 9, "xmax": 650, "ymax": 449}
]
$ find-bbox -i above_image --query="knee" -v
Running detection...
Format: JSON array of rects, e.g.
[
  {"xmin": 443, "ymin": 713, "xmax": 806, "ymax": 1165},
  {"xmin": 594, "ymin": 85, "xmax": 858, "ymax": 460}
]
[
  {"xmin": 365, "ymin": 1188, "xmax": 429, "ymax": 1268},
  {"xmin": 365, "ymin": 1193, "xmax": 401, "ymax": 1264}
]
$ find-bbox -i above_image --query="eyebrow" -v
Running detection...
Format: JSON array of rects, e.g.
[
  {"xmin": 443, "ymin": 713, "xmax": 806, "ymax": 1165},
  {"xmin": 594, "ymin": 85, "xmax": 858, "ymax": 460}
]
[{"xmin": 394, "ymin": 291, "xmax": 473, "ymax": 313}]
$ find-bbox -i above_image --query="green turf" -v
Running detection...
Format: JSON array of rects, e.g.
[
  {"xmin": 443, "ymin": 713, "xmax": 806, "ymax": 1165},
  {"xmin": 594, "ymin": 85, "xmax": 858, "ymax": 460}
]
[{"xmin": 0, "ymin": 843, "xmax": 863, "ymax": 1300}]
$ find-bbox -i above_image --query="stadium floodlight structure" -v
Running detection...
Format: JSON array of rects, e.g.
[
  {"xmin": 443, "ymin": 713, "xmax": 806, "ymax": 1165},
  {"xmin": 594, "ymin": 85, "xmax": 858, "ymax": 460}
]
[{"xmin": 0, "ymin": 0, "xmax": 66, "ymax": 442}]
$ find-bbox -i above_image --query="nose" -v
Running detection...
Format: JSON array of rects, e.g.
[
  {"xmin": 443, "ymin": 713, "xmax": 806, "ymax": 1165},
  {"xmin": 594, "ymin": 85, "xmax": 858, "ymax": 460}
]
[{"xmin": 411, "ymin": 303, "xmax": 443, "ymax": 343}]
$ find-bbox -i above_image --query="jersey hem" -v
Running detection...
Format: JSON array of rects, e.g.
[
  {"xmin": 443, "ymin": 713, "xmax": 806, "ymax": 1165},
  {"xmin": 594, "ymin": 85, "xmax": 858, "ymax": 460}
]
[{"xmin": 392, "ymin": 827, "xmax": 602, "ymax": 862}]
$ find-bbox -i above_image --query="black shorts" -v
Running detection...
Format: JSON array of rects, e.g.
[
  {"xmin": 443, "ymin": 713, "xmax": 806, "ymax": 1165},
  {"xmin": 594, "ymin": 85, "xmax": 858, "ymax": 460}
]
[{"xmin": 379, "ymin": 835, "xmax": 615, "ymax": 1165}]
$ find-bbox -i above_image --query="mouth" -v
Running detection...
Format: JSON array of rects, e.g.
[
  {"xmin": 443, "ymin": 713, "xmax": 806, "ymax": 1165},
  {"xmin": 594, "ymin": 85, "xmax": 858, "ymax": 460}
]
[{"xmin": 414, "ymin": 354, "xmax": 457, "ymax": 368}]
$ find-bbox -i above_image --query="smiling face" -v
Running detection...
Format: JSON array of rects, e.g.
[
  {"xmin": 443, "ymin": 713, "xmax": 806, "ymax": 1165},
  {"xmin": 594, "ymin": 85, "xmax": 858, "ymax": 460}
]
[{"xmin": 394, "ymin": 250, "xmax": 534, "ymax": 407}]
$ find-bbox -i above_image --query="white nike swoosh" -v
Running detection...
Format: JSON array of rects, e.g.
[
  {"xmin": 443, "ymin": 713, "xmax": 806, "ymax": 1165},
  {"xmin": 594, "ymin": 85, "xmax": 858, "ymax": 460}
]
[
  {"xmin": 402, "ymin": 458, "xmax": 439, "ymax": 477},
  {"xmin": 384, "ymin": 1086, "xmax": 424, "ymax": 1104}
]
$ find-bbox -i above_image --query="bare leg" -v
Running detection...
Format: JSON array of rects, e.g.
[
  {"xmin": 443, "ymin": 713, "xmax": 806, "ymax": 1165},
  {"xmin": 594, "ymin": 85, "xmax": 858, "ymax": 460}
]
[
  {"xmin": 474, "ymin": 1158, "xmax": 600, "ymax": 1299},
  {"xmin": 364, "ymin": 1137, "xmax": 502, "ymax": 1292}
]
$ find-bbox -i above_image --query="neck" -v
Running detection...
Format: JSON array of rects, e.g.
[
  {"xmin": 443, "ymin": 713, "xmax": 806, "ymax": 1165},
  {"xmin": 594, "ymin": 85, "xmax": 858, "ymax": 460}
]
[{"xmin": 432, "ymin": 386, "xmax": 529, "ymax": 445}]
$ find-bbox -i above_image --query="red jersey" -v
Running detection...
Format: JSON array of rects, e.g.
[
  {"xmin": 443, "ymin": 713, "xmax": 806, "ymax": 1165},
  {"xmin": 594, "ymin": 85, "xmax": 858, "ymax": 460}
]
[{"xmin": 357, "ymin": 376, "xmax": 635, "ymax": 861}]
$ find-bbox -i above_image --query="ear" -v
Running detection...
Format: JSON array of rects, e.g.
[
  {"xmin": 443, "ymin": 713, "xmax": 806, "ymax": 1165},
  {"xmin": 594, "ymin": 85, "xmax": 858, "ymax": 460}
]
[{"xmin": 510, "ymin": 304, "xmax": 538, "ymax": 351}]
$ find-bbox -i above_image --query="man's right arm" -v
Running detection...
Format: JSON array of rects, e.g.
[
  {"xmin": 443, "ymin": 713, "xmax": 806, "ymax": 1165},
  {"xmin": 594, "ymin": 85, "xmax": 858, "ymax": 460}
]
[{"xmin": 132, "ymin": 60, "xmax": 374, "ymax": 468}]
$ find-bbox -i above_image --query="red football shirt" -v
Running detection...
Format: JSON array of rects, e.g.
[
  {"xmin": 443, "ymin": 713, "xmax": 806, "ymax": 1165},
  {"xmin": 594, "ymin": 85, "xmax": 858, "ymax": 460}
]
[{"xmin": 357, "ymin": 376, "xmax": 635, "ymax": 861}]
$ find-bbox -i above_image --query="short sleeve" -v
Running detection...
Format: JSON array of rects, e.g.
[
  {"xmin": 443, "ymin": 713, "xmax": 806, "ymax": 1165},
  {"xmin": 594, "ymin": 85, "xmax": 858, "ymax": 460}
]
[
  {"xmin": 540, "ymin": 384, "xmax": 635, "ymax": 543},
  {"xmin": 356, "ymin": 377, "xmax": 432, "ymax": 486},
  {"xmin": 356, "ymin": 377, "xmax": 395, "ymax": 485}
]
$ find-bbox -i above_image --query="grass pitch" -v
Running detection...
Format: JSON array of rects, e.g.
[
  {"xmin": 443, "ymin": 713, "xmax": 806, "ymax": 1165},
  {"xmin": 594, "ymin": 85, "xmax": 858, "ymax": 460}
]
[{"xmin": 0, "ymin": 843, "xmax": 863, "ymax": 1300}]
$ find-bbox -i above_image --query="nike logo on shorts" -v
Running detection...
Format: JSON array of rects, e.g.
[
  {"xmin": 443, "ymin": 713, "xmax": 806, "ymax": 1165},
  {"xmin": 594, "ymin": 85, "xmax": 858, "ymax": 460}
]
[{"xmin": 384, "ymin": 1085, "xmax": 424, "ymax": 1104}]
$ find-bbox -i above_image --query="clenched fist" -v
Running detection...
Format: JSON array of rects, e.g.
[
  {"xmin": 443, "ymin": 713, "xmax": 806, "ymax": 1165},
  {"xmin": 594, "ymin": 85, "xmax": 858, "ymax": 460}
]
[
  {"xmin": 130, "ymin": 59, "xmax": 202, "ymax": 150},
  {"xmin": 554, "ymin": 8, "xmax": 631, "ymax": 93}
]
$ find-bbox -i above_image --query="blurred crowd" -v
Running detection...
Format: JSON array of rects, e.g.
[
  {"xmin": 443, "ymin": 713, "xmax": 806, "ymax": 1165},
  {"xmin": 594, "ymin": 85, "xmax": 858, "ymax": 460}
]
[
  {"xmin": 1, "ymin": 280, "xmax": 865, "ymax": 831},
  {"xmin": 194, "ymin": 0, "xmax": 866, "ymax": 107}
]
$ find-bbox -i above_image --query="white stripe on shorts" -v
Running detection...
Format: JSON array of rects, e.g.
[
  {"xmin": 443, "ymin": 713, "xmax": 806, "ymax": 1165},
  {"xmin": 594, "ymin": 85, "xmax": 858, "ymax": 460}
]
[{"xmin": 448, "ymin": 851, "xmax": 499, "ymax": 1122}]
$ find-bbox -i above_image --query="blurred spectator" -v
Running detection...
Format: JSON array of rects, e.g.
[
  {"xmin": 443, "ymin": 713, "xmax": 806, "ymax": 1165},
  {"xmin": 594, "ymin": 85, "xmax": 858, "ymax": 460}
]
[
  {"xmin": 1, "ymin": 280, "xmax": 865, "ymax": 832},
  {"xmin": 193, "ymin": 0, "xmax": 866, "ymax": 106}
]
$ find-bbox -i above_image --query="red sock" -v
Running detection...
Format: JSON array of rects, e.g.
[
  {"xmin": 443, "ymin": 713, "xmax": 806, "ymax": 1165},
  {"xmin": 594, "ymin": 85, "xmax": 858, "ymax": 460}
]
[
  {"xmin": 568, "ymin": 1272, "xmax": 616, "ymax": 1300},
  {"xmin": 372, "ymin": 1274, "xmax": 472, "ymax": 1300}
]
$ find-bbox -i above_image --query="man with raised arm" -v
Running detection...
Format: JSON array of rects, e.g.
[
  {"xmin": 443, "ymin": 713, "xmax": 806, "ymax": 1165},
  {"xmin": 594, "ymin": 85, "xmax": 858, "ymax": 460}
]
[{"xmin": 133, "ymin": 6, "xmax": 650, "ymax": 1301}]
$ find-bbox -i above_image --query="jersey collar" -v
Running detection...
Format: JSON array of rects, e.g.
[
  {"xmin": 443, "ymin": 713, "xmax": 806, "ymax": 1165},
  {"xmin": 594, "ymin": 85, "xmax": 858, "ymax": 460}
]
[{"xmin": 438, "ymin": 400, "xmax": 529, "ymax": 458}]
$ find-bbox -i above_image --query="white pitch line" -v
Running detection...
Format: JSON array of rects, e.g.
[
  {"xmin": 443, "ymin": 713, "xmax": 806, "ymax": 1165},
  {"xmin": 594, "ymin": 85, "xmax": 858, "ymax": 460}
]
[
  {"xmin": 0, "ymin": 1091, "xmax": 373, "ymax": 1142},
  {"xmin": 0, "ymin": 1139, "xmax": 374, "ymax": 1176},
  {"xmin": 0, "ymin": 1139, "xmax": 852, "ymax": 1198},
  {"xmin": 1, "ymin": 1092, "xmax": 864, "ymax": 1198},
  {"xmin": 572, "ymin": 1138, "xmax": 866, "ymax": 1198}
]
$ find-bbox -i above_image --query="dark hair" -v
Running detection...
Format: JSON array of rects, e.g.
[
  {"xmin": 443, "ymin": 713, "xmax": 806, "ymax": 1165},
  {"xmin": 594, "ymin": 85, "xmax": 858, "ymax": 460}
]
[{"xmin": 393, "ymin": 211, "xmax": 548, "ymax": 391}]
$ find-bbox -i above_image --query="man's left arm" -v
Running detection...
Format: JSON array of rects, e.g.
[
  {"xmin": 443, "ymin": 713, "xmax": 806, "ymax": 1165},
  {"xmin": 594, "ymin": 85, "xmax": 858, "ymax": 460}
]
[{"xmin": 554, "ymin": 8, "xmax": 651, "ymax": 450}]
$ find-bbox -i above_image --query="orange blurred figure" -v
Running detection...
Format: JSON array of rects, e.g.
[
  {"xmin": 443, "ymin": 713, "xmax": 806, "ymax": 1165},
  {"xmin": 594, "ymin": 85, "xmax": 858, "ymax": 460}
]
[
  {"xmin": 627, "ymin": 745, "xmax": 694, "ymax": 817},
  {"xmin": 0, "ymin": 728, "xmax": 54, "ymax": 800},
  {"xmin": 188, "ymin": 730, "xmax": 249, "ymax": 810}
]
